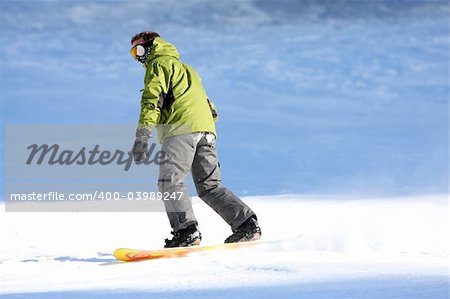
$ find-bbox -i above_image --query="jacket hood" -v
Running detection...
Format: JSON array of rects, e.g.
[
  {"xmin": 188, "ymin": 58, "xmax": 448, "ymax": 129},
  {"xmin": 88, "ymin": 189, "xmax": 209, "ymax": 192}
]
[{"xmin": 144, "ymin": 37, "xmax": 180, "ymax": 66}]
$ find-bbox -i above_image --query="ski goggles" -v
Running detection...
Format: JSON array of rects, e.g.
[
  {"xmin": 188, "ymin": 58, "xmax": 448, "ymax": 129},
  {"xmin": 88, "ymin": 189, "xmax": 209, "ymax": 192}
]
[
  {"xmin": 130, "ymin": 41, "xmax": 152, "ymax": 61},
  {"xmin": 130, "ymin": 44, "xmax": 145, "ymax": 61}
]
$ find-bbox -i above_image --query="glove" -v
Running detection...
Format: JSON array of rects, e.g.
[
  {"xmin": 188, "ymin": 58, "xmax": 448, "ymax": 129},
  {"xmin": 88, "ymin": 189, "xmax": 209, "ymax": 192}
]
[
  {"xmin": 132, "ymin": 137, "xmax": 148, "ymax": 162},
  {"xmin": 132, "ymin": 126, "xmax": 152, "ymax": 163}
]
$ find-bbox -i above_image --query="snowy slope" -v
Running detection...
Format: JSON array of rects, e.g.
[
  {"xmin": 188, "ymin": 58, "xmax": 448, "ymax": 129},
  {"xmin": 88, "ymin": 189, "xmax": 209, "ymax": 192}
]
[
  {"xmin": 0, "ymin": 2, "xmax": 448, "ymax": 298},
  {"xmin": 1, "ymin": 0, "xmax": 448, "ymax": 195},
  {"xmin": 0, "ymin": 195, "xmax": 448, "ymax": 298}
]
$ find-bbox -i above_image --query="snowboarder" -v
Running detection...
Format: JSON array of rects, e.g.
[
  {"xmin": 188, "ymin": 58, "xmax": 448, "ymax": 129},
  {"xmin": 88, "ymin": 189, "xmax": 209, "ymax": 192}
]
[{"xmin": 129, "ymin": 31, "xmax": 261, "ymax": 248}]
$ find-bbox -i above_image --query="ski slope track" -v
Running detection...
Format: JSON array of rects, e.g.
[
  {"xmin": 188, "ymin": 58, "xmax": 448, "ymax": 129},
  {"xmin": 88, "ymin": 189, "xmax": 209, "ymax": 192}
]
[{"xmin": 0, "ymin": 195, "xmax": 448, "ymax": 298}]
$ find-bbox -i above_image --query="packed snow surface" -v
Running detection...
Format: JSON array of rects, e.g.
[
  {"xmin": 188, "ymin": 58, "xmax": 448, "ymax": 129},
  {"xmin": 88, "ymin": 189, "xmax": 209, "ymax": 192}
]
[{"xmin": 0, "ymin": 195, "xmax": 448, "ymax": 298}]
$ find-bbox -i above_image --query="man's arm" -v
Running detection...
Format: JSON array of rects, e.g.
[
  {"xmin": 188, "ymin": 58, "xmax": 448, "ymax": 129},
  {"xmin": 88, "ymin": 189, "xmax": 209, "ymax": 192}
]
[
  {"xmin": 133, "ymin": 62, "xmax": 171, "ymax": 162},
  {"xmin": 207, "ymin": 98, "xmax": 219, "ymax": 122},
  {"xmin": 139, "ymin": 62, "xmax": 171, "ymax": 129}
]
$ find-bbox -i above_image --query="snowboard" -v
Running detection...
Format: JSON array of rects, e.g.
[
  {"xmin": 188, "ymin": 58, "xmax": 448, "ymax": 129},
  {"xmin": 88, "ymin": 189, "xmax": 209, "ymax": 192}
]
[{"xmin": 114, "ymin": 241, "xmax": 259, "ymax": 262}]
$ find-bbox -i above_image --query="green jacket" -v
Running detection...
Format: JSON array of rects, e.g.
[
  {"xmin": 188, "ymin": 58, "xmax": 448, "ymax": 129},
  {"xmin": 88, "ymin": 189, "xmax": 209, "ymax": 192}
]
[{"xmin": 138, "ymin": 37, "xmax": 218, "ymax": 143}]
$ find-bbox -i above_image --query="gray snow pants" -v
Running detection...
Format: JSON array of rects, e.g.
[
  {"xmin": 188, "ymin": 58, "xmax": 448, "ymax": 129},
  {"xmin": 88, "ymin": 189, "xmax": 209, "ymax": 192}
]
[{"xmin": 158, "ymin": 132, "xmax": 255, "ymax": 232}]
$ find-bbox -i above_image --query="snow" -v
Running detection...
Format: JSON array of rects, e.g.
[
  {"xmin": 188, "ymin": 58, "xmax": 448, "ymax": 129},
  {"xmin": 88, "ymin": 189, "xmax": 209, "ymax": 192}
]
[
  {"xmin": 0, "ymin": 195, "xmax": 448, "ymax": 298},
  {"xmin": 0, "ymin": 2, "xmax": 448, "ymax": 298},
  {"xmin": 1, "ymin": 1, "xmax": 448, "ymax": 195}
]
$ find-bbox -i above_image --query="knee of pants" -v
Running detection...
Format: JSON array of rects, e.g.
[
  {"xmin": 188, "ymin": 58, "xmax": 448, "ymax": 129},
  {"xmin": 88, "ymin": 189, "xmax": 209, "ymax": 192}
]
[
  {"xmin": 158, "ymin": 178, "xmax": 185, "ymax": 192},
  {"xmin": 196, "ymin": 182, "xmax": 221, "ymax": 198}
]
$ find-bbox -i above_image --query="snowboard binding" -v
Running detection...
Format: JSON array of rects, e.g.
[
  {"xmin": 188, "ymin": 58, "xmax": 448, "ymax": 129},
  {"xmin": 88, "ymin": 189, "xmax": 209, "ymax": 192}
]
[{"xmin": 164, "ymin": 224, "xmax": 202, "ymax": 248}]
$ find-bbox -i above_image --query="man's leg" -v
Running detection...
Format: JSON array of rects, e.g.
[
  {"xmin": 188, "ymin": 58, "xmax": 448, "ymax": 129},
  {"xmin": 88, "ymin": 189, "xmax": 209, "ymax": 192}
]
[
  {"xmin": 158, "ymin": 134, "xmax": 197, "ymax": 232},
  {"xmin": 191, "ymin": 133, "xmax": 256, "ymax": 230}
]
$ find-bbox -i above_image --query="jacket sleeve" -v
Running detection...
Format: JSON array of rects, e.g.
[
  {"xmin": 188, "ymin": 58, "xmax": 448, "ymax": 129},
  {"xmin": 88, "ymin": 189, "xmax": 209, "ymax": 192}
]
[
  {"xmin": 138, "ymin": 62, "xmax": 171, "ymax": 129},
  {"xmin": 207, "ymin": 98, "xmax": 219, "ymax": 122}
]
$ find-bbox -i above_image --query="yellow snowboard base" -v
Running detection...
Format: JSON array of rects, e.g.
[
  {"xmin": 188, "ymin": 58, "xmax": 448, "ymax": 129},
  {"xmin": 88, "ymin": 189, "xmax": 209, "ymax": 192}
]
[{"xmin": 114, "ymin": 241, "xmax": 259, "ymax": 262}]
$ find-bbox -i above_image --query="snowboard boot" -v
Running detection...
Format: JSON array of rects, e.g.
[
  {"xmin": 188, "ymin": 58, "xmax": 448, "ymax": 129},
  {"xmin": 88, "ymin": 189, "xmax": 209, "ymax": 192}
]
[
  {"xmin": 224, "ymin": 216, "xmax": 261, "ymax": 243},
  {"xmin": 164, "ymin": 224, "xmax": 202, "ymax": 248}
]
